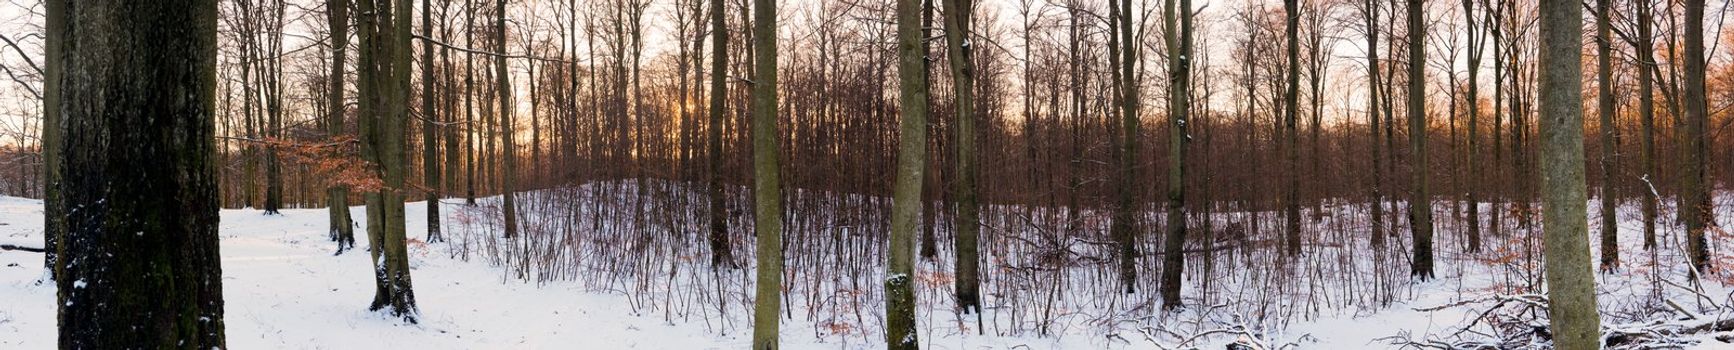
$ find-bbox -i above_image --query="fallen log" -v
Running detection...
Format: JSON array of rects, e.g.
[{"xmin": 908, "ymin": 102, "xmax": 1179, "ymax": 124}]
[{"xmin": 0, "ymin": 244, "xmax": 47, "ymax": 253}]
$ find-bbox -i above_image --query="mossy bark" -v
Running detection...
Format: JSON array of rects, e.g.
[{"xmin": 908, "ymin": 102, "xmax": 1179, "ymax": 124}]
[{"xmin": 886, "ymin": 0, "xmax": 927, "ymax": 346}]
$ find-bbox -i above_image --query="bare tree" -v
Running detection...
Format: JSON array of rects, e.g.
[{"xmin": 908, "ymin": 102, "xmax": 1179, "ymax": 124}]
[
  {"xmin": 1537, "ymin": 0, "xmax": 1602, "ymax": 345},
  {"xmin": 1159, "ymin": 0, "xmax": 1195, "ymax": 308},
  {"xmin": 424, "ymin": 0, "xmax": 445, "ymax": 243},
  {"xmin": 887, "ymin": 0, "xmax": 927, "ymax": 346},
  {"xmin": 1594, "ymin": 0, "xmax": 1617, "ymax": 270},
  {"xmin": 357, "ymin": 0, "xmax": 419, "ymax": 322},
  {"xmin": 749, "ymin": 0, "xmax": 784, "ymax": 347},
  {"xmin": 941, "ymin": 0, "xmax": 982, "ymax": 312},
  {"xmin": 1681, "ymin": 0, "xmax": 1711, "ymax": 274},
  {"xmin": 707, "ymin": 0, "xmax": 734, "ymax": 268},
  {"xmin": 1406, "ymin": 0, "xmax": 1433, "ymax": 280}
]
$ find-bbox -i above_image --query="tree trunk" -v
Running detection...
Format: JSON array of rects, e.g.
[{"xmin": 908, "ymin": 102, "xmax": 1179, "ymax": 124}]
[
  {"xmin": 357, "ymin": 0, "xmax": 418, "ymax": 322},
  {"xmin": 1462, "ymin": 0, "xmax": 1481, "ymax": 254},
  {"xmin": 1537, "ymin": 0, "xmax": 1603, "ymax": 346},
  {"xmin": 707, "ymin": 0, "xmax": 734, "ymax": 269},
  {"xmin": 886, "ymin": 0, "xmax": 926, "ymax": 346},
  {"xmin": 748, "ymin": 0, "xmax": 783, "ymax": 347},
  {"xmin": 40, "ymin": 0, "xmax": 63, "ymax": 277},
  {"xmin": 55, "ymin": 1, "xmax": 226, "ymax": 346},
  {"xmin": 1364, "ymin": 0, "xmax": 1385, "ymax": 248},
  {"xmin": 1681, "ymin": 0, "xmax": 1711, "ymax": 274},
  {"xmin": 422, "ymin": 0, "xmax": 444, "ymax": 243},
  {"xmin": 1407, "ymin": 0, "xmax": 1434, "ymax": 280},
  {"xmin": 1282, "ymin": 0, "xmax": 1302, "ymax": 257},
  {"xmin": 1595, "ymin": 0, "xmax": 1617, "ymax": 270},
  {"xmin": 1159, "ymin": 0, "xmax": 1193, "ymax": 308},
  {"xmin": 1635, "ymin": 0, "xmax": 1658, "ymax": 250},
  {"xmin": 941, "ymin": 0, "xmax": 981, "ymax": 312},
  {"xmin": 464, "ymin": 0, "xmax": 477, "ymax": 205},
  {"xmin": 326, "ymin": 0, "xmax": 357, "ymax": 254},
  {"xmin": 496, "ymin": 0, "xmax": 519, "ymax": 239},
  {"xmin": 264, "ymin": 0, "xmax": 285, "ymax": 215}
]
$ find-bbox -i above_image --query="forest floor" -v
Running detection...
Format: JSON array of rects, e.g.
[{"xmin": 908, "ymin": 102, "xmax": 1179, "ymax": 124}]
[{"xmin": 0, "ymin": 193, "xmax": 1730, "ymax": 349}]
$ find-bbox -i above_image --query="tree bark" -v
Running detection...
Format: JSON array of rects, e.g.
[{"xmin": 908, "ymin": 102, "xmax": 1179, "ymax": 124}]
[
  {"xmin": 1681, "ymin": 0, "xmax": 1711, "ymax": 274},
  {"xmin": 1159, "ymin": 0, "xmax": 1194, "ymax": 308},
  {"xmin": 40, "ymin": 0, "xmax": 63, "ymax": 277},
  {"xmin": 1282, "ymin": 0, "xmax": 1302, "ymax": 257},
  {"xmin": 941, "ymin": 0, "xmax": 982, "ymax": 312},
  {"xmin": 1635, "ymin": 0, "xmax": 1658, "ymax": 250},
  {"xmin": 1595, "ymin": 0, "xmax": 1617, "ymax": 270},
  {"xmin": 887, "ymin": 0, "xmax": 926, "ymax": 346},
  {"xmin": 1364, "ymin": 0, "xmax": 1386, "ymax": 248},
  {"xmin": 55, "ymin": 1, "xmax": 226, "ymax": 346},
  {"xmin": 423, "ymin": 0, "xmax": 444, "ymax": 243},
  {"xmin": 1537, "ymin": 0, "xmax": 1603, "ymax": 346},
  {"xmin": 707, "ymin": 0, "xmax": 734, "ymax": 269},
  {"xmin": 497, "ymin": 0, "xmax": 519, "ymax": 239},
  {"xmin": 748, "ymin": 0, "xmax": 783, "ymax": 347},
  {"xmin": 326, "ymin": 0, "xmax": 357, "ymax": 254},
  {"xmin": 1462, "ymin": 0, "xmax": 1481, "ymax": 254},
  {"xmin": 356, "ymin": 0, "xmax": 418, "ymax": 321},
  {"xmin": 1407, "ymin": 0, "xmax": 1434, "ymax": 280}
]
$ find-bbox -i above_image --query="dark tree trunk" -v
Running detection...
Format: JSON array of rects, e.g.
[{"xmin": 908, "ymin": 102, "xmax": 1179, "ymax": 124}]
[
  {"xmin": 356, "ymin": 0, "xmax": 418, "ymax": 322},
  {"xmin": 1407, "ymin": 0, "xmax": 1434, "ymax": 280},
  {"xmin": 422, "ymin": 0, "xmax": 443, "ymax": 243},
  {"xmin": 326, "ymin": 0, "xmax": 357, "ymax": 254},
  {"xmin": 706, "ymin": 0, "xmax": 733, "ymax": 269},
  {"xmin": 55, "ymin": 1, "xmax": 227, "ymax": 347},
  {"xmin": 40, "ymin": 0, "xmax": 64, "ymax": 278},
  {"xmin": 941, "ymin": 0, "xmax": 982, "ymax": 313}
]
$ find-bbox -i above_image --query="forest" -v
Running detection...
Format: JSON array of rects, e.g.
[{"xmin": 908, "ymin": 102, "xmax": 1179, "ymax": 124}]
[{"xmin": 0, "ymin": 0, "xmax": 1732, "ymax": 348}]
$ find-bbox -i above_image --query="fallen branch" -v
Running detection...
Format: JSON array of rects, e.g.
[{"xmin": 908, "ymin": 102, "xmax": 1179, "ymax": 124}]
[{"xmin": 1, "ymin": 244, "xmax": 47, "ymax": 253}]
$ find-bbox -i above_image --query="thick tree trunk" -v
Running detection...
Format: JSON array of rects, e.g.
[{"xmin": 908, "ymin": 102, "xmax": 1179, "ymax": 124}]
[
  {"xmin": 55, "ymin": 1, "xmax": 226, "ymax": 346},
  {"xmin": 1537, "ymin": 0, "xmax": 1603, "ymax": 346},
  {"xmin": 1407, "ymin": 0, "xmax": 1434, "ymax": 280},
  {"xmin": 886, "ymin": 0, "xmax": 926, "ymax": 346},
  {"xmin": 748, "ymin": 0, "xmax": 783, "ymax": 347},
  {"xmin": 356, "ymin": 0, "xmax": 418, "ymax": 322}
]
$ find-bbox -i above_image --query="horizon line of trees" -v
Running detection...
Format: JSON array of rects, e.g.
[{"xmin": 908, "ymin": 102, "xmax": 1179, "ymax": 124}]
[{"xmin": 3, "ymin": 0, "xmax": 1732, "ymax": 347}]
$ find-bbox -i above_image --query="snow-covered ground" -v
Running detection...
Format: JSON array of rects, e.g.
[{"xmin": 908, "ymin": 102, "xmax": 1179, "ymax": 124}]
[{"xmin": 0, "ymin": 193, "xmax": 1729, "ymax": 349}]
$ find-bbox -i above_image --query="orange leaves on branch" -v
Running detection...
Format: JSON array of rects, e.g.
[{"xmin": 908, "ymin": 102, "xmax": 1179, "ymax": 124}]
[{"xmin": 258, "ymin": 136, "xmax": 384, "ymax": 192}]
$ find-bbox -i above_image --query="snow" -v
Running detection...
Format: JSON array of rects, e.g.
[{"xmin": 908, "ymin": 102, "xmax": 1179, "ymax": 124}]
[{"xmin": 0, "ymin": 192, "xmax": 1730, "ymax": 349}]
